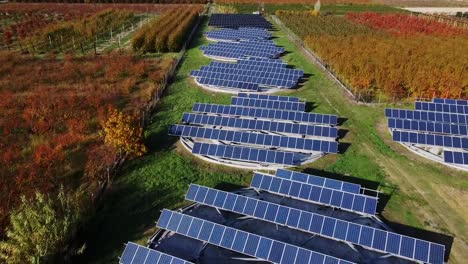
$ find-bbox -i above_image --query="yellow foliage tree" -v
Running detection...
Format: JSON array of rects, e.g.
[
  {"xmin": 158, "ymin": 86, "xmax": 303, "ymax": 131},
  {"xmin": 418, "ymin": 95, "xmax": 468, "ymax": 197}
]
[{"xmin": 102, "ymin": 108, "xmax": 146, "ymax": 158}]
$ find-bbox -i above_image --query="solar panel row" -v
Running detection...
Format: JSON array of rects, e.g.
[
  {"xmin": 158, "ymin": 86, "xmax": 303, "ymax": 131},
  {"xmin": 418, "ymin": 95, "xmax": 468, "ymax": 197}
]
[
  {"xmin": 392, "ymin": 130, "xmax": 468, "ymax": 149},
  {"xmin": 205, "ymin": 28, "xmax": 272, "ymax": 42},
  {"xmin": 203, "ymin": 49, "xmax": 278, "ymax": 60},
  {"xmin": 433, "ymin": 98, "xmax": 468, "ymax": 106},
  {"xmin": 444, "ymin": 150, "xmax": 468, "ymax": 165},
  {"xmin": 251, "ymin": 173, "xmax": 378, "ymax": 215},
  {"xmin": 186, "ymin": 184, "xmax": 445, "ymax": 264},
  {"xmin": 120, "ymin": 242, "xmax": 192, "ymax": 264},
  {"xmin": 181, "ymin": 113, "xmax": 337, "ymax": 138},
  {"xmin": 237, "ymin": 92, "xmax": 300, "ymax": 102},
  {"xmin": 388, "ymin": 118, "xmax": 468, "ymax": 136},
  {"xmin": 191, "ymin": 70, "xmax": 296, "ymax": 88},
  {"xmin": 169, "ymin": 124, "xmax": 338, "ymax": 153},
  {"xmin": 192, "ymin": 142, "xmax": 296, "ymax": 165},
  {"xmin": 276, "ymin": 169, "xmax": 361, "ymax": 194},
  {"xmin": 208, "ymin": 14, "xmax": 272, "ymax": 29},
  {"xmin": 196, "ymin": 77, "xmax": 259, "ymax": 91},
  {"xmin": 157, "ymin": 209, "xmax": 354, "ymax": 264},
  {"xmin": 385, "ymin": 108, "xmax": 468, "ymax": 125},
  {"xmin": 231, "ymin": 97, "xmax": 306, "ymax": 112},
  {"xmin": 203, "ymin": 64, "xmax": 303, "ymax": 77},
  {"xmin": 416, "ymin": 101, "xmax": 468, "ymax": 114},
  {"xmin": 192, "ymin": 103, "xmax": 338, "ymax": 125}
]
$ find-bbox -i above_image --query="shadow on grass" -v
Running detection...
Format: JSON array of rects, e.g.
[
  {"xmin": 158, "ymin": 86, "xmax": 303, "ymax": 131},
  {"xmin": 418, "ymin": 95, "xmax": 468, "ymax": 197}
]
[{"xmin": 74, "ymin": 181, "xmax": 181, "ymax": 263}]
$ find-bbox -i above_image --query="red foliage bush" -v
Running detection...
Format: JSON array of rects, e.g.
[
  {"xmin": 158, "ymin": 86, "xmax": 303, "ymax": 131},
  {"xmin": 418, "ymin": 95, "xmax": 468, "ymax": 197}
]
[
  {"xmin": 346, "ymin": 12, "xmax": 468, "ymax": 36},
  {"xmin": 0, "ymin": 52, "xmax": 174, "ymax": 233}
]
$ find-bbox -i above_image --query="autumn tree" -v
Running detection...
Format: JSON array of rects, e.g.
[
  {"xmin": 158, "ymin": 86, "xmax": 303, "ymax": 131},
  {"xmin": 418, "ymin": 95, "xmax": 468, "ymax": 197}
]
[
  {"xmin": 0, "ymin": 188, "xmax": 83, "ymax": 264},
  {"xmin": 102, "ymin": 108, "xmax": 146, "ymax": 158}
]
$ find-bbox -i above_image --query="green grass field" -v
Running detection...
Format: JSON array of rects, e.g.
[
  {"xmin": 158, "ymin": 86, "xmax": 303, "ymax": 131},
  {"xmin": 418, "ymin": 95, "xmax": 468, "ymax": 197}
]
[
  {"xmin": 79, "ymin": 14, "xmax": 468, "ymax": 264},
  {"xmin": 226, "ymin": 3, "xmax": 405, "ymax": 14}
]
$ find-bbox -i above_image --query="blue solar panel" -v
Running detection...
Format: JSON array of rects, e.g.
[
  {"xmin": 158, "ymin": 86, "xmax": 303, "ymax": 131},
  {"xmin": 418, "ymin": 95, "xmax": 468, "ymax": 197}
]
[
  {"xmin": 181, "ymin": 113, "xmax": 337, "ymax": 138},
  {"xmin": 237, "ymin": 92, "xmax": 300, "ymax": 102},
  {"xmin": 192, "ymin": 142, "xmax": 296, "ymax": 165},
  {"xmin": 191, "ymin": 69, "xmax": 297, "ymax": 89},
  {"xmin": 231, "ymin": 97, "xmax": 306, "ymax": 112},
  {"xmin": 119, "ymin": 242, "xmax": 192, "ymax": 264},
  {"xmin": 194, "ymin": 77, "xmax": 260, "ymax": 91},
  {"xmin": 251, "ymin": 172, "xmax": 378, "ymax": 216},
  {"xmin": 203, "ymin": 64, "xmax": 303, "ymax": 77},
  {"xmin": 385, "ymin": 108, "xmax": 468, "ymax": 124},
  {"xmin": 276, "ymin": 169, "xmax": 361, "ymax": 194},
  {"xmin": 169, "ymin": 125, "xmax": 338, "ymax": 153},
  {"xmin": 433, "ymin": 98, "xmax": 468, "ymax": 106},
  {"xmin": 392, "ymin": 130, "xmax": 468, "ymax": 149},
  {"xmin": 416, "ymin": 101, "xmax": 468, "ymax": 114},
  {"xmin": 444, "ymin": 150, "xmax": 468, "ymax": 165},
  {"xmin": 388, "ymin": 118, "xmax": 468, "ymax": 137},
  {"xmin": 156, "ymin": 209, "xmax": 355, "ymax": 264},
  {"xmin": 205, "ymin": 28, "xmax": 272, "ymax": 42},
  {"xmin": 192, "ymin": 103, "xmax": 338, "ymax": 125},
  {"xmin": 186, "ymin": 184, "xmax": 444, "ymax": 264},
  {"xmin": 208, "ymin": 14, "xmax": 273, "ymax": 29}
]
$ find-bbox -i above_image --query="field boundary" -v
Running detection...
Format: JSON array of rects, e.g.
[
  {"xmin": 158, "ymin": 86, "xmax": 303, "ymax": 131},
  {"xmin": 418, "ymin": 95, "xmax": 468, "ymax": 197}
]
[{"xmin": 271, "ymin": 15, "xmax": 357, "ymax": 101}]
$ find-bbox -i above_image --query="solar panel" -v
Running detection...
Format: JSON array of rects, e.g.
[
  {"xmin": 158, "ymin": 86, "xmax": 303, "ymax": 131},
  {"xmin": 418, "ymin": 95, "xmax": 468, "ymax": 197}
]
[
  {"xmin": 443, "ymin": 150, "xmax": 468, "ymax": 165},
  {"xmin": 156, "ymin": 209, "xmax": 355, "ymax": 264},
  {"xmin": 385, "ymin": 108, "xmax": 468, "ymax": 125},
  {"xmin": 388, "ymin": 118, "xmax": 468, "ymax": 137},
  {"xmin": 231, "ymin": 97, "xmax": 306, "ymax": 112},
  {"xmin": 433, "ymin": 98, "xmax": 468, "ymax": 106},
  {"xmin": 192, "ymin": 103, "xmax": 338, "ymax": 125},
  {"xmin": 186, "ymin": 184, "xmax": 445, "ymax": 264},
  {"xmin": 208, "ymin": 14, "xmax": 272, "ymax": 29},
  {"xmin": 238, "ymin": 92, "xmax": 300, "ymax": 102},
  {"xmin": 392, "ymin": 130, "xmax": 468, "ymax": 149},
  {"xmin": 194, "ymin": 76, "xmax": 259, "ymax": 91},
  {"xmin": 169, "ymin": 125, "xmax": 338, "ymax": 153},
  {"xmin": 276, "ymin": 169, "xmax": 361, "ymax": 194},
  {"xmin": 416, "ymin": 101, "xmax": 468, "ymax": 115},
  {"xmin": 251, "ymin": 172, "xmax": 378, "ymax": 216},
  {"xmin": 205, "ymin": 28, "xmax": 272, "ymax": 42},
  {"xmin": 120, "ymin": 242, "xmax": 192, "ymax": 264},
  {"xmin": 181, "ymin": 113, "xmax": 338, "ymax": 138},
  {"xmin": 205, "ymin": 62, "xmax": 302, "ymax": 76},
  {"xmin": 192, "ymin": 142, "xmax": 296, "ymax": 165},
  {"xmin": 191, "ymin": 70, "xmax": 297, "ymax": 89}
]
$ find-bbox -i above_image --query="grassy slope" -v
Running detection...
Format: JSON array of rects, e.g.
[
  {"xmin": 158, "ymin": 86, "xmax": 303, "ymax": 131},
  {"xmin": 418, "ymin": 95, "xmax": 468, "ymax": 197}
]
[
  {"xmin": 80, "ymin": 14, "xmax": 467, "ymax": 264},
  {"xmin": 229, "ymin": 3, "xmax": 405, "ymax": 14}
]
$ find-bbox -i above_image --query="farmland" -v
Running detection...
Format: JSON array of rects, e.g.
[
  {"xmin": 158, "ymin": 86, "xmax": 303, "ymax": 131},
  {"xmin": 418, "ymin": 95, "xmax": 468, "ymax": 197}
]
[
  {"xmin": 276, "ymin": 11, "xmax": 468, "ymax": 102},
  {"xmin": 0, "ymin": 1, "xmax": 467, "ymax": 264},
  {"xmin": 0, "ymin": 3, "xmax": 204, "ymax": 263}
]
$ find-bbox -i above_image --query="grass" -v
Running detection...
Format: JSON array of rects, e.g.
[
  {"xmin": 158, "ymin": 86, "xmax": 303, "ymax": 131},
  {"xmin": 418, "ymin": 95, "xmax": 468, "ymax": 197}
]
[
  {"xmin": 227, "ymin": 3, "xmax": 405, "ymax": 14},
  {"xmin": 78, "ymin": 14, "xmax": 468, "ymax": 264}
]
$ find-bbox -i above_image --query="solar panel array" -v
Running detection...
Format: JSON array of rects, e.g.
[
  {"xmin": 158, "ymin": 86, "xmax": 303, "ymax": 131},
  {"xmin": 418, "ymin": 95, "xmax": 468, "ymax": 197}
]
[
  {"xmin": 205, "ymin": 27, "xmax": 272, "ymax": 42},
  {"xmin": 208, "ymin": 14, "xmax": 273, "ymax": 29},
  {"xmin": 193, "ymin": 14, "xmax": 305, "ymax": 93},
  {"xmin": 119, "ymin": 169, "xmax": 445, "ymax": 264},
  {"xmin": 386, "ymin": 98, "xmax": 468, "ymax": 167},
  {"xmin": 169, "ymin": 93, "xmax": 340, "ymax": 167},
  {"xmin": 186, "ymin": 183, "xmax": 445, "ymax": 264},
  {"xmin": 251, "ymin": 172, "xmax": 378, "ymax": 216},
  {"xmin": 157, "ymin": 209, "xmax": 355, "ymax": 264},
  {"xmin": 120, "ymin": 242, "xmax": 193, "ymax": 264}
]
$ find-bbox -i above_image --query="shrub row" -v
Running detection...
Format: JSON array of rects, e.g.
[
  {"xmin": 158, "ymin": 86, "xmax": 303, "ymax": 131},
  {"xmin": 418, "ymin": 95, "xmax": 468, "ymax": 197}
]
[{"xmin": 132, "ymin": 6, "xmax": 200, "ymax": 53}]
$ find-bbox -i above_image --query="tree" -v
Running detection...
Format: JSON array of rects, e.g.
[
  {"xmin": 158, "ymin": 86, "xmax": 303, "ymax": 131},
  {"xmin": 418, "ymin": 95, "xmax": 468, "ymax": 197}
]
[
  {"xmin": 0, "ymin": 188, "xmax": 82, "ymax": 264},
  {"xmin": 102, "ymin": 108, "xmax": 146, "ymax": 158}
]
